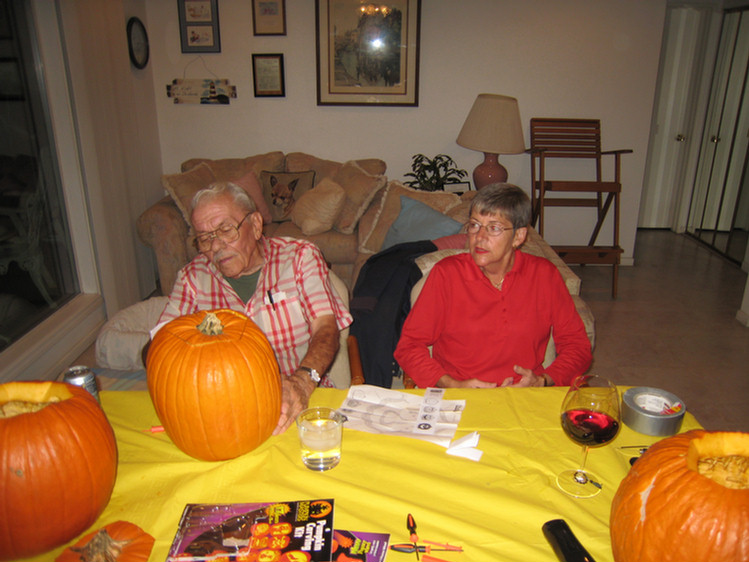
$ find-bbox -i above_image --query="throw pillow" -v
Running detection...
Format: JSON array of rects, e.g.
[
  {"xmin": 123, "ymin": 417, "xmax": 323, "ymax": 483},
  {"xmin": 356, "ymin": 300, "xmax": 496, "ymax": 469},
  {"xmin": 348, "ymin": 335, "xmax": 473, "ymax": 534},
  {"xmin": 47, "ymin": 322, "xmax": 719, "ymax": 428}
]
[
  {"xmin": 162, "ymin": 162, "xmax": 216, "ymax": 224},
  {"xmin": 291, "ymin": 178, "xmax": 346, "ymax": 235},
  {"xmin": 233, "ymin": 171, "xmax": 273, "ymax": 224},
  {"xmin": 260, "ymin": 170, "xmax": 316, "ymax": 222},
  {"xmin": 359, "ymin": 181, "xmax": 461, "ymax": 254},
  {"xmin": 333, "ymin": 161, "xmax": 387, "ymax": 234},
  {"xmin": 382, "ymin": 196, "xmax": 463, "ymax": 251}
]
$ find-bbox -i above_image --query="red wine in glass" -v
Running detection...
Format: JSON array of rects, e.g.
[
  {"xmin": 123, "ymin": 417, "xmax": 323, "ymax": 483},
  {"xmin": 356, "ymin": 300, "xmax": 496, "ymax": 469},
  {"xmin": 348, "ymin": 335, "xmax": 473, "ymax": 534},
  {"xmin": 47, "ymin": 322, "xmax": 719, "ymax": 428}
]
[
  {"xmin": 561, "ymin": 409, "xmax": 620, "ymax": 446},
  {"xmin": 557, "ymin": 374, "xmax": 621, "ymax": 498}
]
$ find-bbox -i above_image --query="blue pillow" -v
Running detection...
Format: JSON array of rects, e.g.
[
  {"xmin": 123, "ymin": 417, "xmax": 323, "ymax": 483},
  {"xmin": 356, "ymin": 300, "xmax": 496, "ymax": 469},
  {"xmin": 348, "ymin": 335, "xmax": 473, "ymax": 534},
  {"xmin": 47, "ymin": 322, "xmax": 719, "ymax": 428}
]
[{"xmin": 382, "ymin": 196, "xmax": 463, "ymax": 250}]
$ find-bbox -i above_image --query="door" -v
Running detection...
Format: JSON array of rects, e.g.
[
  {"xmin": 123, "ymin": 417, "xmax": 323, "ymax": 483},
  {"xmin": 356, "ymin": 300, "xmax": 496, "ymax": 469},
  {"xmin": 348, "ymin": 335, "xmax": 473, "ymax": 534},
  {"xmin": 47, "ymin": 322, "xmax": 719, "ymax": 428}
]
[
  {"xmin": 686, "ymin": 8, "xmax": 749, "ymax": 266},
  {"xmin": 640, "ymin": 5, "xmax": 722, "ymax": 230}
]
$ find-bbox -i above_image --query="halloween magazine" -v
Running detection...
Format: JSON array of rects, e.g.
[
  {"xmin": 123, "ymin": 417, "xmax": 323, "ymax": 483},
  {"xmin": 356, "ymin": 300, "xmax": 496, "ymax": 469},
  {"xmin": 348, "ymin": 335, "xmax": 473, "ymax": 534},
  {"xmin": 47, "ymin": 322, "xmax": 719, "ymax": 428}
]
[{"xmin": 165, "ymin": 499, "xmax": 389, "ymax": 562}]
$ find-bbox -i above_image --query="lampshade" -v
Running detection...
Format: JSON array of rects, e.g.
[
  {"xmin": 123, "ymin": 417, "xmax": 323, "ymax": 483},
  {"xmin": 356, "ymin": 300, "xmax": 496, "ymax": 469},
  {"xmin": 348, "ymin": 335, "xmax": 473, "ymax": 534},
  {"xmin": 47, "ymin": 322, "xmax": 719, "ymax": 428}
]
[
  {"xmin": 456, "ymin": 94, "xmax": 525, "ymax": 188},
  {"xmin": 456, "ymin": 94, "xmax": 525, "ymax": 154}
]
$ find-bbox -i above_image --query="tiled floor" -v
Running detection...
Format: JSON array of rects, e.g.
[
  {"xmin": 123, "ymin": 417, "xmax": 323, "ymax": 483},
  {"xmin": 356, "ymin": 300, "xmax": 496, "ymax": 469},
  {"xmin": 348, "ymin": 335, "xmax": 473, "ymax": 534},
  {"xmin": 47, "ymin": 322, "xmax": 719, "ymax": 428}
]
[
  {"xmin": 569, "ymin": 229, "xmax": 749, "ymax": 432},
  {"xmin": 74, "ymin": 229, "xmax": 749, "ymax": 431}
]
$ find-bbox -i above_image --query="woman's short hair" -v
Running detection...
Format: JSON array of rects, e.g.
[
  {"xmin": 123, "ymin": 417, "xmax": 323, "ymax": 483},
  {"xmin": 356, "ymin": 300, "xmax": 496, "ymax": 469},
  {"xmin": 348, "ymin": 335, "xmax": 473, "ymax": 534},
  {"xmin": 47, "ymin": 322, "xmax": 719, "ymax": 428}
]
[
  {"xmin": 191, "ymin": 181, "xmax": 257, "ymax": 214},
  {"xmin": 470, "ymin": 183, "xmax": 531, "ymax": 229}
]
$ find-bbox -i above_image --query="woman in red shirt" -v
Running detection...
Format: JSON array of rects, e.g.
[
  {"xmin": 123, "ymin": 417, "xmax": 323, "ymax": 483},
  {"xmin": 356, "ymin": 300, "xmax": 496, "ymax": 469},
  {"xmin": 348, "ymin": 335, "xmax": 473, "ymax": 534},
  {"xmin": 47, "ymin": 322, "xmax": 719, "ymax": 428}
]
[{"xmin": 394, "ymin": 184, "xmax": 592, "ymax": 388}]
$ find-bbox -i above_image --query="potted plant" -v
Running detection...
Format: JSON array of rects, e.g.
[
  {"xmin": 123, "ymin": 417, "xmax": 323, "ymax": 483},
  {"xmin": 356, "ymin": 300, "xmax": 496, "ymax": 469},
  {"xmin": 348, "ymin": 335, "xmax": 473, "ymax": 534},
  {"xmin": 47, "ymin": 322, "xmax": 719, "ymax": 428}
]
[{"xmin": 403, "ymin": 154, "xmax": 468, "ymax": 192}]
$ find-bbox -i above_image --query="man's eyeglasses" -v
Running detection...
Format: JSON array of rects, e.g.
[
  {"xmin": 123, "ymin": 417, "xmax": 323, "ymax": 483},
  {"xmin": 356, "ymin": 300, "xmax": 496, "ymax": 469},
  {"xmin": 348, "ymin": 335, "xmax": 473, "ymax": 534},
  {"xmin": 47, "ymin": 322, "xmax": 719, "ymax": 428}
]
[
  {"xmin": 193, "ymin": 212, "xmax": 253, "ymax": 252},
  {"xmin": 465, "ymin": 220, "xmax": 513, "ymax": 237}
]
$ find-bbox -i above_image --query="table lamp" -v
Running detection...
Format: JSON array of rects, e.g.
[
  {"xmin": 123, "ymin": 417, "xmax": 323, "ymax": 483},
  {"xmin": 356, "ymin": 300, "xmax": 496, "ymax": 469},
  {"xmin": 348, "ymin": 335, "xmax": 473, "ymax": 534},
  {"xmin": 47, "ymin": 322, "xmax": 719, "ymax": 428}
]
[{"xmin": 456, "ymin": 94, "xmax": 526, "ymax": 189}]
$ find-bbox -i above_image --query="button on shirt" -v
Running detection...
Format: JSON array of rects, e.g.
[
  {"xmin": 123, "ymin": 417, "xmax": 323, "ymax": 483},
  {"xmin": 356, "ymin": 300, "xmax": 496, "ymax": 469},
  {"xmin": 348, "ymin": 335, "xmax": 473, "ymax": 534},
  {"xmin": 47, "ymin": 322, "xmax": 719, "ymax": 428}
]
[{"xmin": 155, "ymin": 237, "xmax": 353, "ymax": 377}]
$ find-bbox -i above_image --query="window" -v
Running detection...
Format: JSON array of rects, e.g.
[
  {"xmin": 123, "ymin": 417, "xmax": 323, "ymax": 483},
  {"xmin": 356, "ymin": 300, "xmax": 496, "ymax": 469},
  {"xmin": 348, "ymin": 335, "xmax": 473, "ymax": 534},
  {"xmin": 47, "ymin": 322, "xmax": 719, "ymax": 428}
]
[{"xmin": 0, "ymin": 0, "xmax": 79, "ymax": 351}]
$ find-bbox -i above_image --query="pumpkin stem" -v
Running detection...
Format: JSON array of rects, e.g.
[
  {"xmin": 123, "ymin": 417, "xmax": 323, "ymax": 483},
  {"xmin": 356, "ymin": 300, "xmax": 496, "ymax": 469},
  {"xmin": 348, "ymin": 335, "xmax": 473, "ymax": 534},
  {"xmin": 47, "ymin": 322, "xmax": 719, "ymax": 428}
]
[
  {"xmin": 72, "ymin": 528, "xmax": 132, "ymax": 562},
  {"xmin": 197, "ymin": 312, "xmax": 224, "ymax": 336}
]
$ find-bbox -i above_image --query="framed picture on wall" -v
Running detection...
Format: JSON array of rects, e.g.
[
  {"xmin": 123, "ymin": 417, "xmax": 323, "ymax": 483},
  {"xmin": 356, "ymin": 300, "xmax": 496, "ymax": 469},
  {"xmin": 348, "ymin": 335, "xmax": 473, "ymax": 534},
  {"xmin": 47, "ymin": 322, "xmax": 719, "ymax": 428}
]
[
  {"xmin": 252, "ymin": 54, "xmax": 285, "ymax": 97},
  {"xmin": 252, "ymin": 0, "xmax": 286, "ymax": 36},
  {"xmin": 315, "ymin": 0, "xmax": 421, "ymax": 106},
  {"xmin": 178, "ymin": 0, "xmax": 221, "ymax": 53}
]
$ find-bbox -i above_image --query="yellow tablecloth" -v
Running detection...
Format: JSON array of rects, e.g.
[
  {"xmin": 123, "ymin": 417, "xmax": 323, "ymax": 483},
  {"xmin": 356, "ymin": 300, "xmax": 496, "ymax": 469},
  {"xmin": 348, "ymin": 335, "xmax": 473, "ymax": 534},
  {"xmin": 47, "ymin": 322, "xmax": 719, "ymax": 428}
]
[{"xmin": 31, "ymin": 387, "xmax": 701, "ymax": 562}]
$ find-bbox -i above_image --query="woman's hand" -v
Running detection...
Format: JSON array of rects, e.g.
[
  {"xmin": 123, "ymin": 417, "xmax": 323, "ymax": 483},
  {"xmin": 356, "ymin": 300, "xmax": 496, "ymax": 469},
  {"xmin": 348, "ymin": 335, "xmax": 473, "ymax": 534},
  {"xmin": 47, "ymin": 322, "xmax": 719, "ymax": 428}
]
[{"xmin": 501, "ymin": 365, "xmax": 546, "ymax": 387}]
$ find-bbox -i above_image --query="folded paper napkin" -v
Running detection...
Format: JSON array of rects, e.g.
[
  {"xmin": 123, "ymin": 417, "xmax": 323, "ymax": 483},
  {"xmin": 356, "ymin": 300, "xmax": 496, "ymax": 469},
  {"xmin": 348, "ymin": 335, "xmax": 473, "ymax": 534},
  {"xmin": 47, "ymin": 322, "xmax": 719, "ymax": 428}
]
[{"xmin": 340, "ymin": 385, "xmax": 483, "ymax": 461}]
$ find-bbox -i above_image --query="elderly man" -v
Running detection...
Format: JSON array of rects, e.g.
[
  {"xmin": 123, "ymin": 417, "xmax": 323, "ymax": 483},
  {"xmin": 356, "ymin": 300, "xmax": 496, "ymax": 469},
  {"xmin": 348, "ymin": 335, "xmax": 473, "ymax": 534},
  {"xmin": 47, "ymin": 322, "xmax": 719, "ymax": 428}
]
[{"xmin": 150, "ymin": 181, "xmax": 352, "ymax": 433}]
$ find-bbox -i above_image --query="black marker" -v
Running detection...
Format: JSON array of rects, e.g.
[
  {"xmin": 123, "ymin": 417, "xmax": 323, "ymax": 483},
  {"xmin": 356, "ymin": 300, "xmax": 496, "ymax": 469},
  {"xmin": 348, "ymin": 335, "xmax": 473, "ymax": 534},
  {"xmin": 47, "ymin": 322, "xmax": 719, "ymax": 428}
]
[{"xmin": 267, "ymin": 290, "xmax": 275, "ymax": 310}]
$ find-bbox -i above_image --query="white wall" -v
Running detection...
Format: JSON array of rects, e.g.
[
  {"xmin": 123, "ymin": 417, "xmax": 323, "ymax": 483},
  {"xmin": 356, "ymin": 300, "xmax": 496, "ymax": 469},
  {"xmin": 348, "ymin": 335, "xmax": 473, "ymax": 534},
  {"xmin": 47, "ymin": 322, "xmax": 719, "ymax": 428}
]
[{"xmin": 145, "ymin": 0, "xmax": 666, "ymax": 263}]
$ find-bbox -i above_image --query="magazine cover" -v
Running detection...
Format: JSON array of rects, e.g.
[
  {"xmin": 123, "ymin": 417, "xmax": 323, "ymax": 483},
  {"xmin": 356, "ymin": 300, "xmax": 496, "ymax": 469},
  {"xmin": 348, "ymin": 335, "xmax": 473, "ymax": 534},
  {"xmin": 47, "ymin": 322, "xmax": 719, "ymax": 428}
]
[
  {"xmin": 166, "ymin": 499, "xmax": 335, "ymax": 562},
  {"xmin": 330, "ymin": 530, "xmax": 389, "ymax": 562}
]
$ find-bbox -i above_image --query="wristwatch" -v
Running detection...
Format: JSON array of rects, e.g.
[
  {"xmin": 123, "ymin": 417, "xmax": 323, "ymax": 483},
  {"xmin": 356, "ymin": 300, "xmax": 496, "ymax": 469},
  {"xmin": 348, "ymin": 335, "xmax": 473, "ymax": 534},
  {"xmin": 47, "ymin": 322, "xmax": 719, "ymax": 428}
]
[{"xmin": 297, "ymin": 366, "xmax": 321, "ymax": 383}]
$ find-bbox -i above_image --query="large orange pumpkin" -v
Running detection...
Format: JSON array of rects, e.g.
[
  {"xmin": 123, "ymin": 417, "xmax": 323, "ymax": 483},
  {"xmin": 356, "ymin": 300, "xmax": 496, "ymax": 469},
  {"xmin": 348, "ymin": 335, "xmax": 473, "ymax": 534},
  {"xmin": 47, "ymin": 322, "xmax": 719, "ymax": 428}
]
[
  {"xmin": 610, "ymin": 430, "xmax": 749, "ymax": 562},
  {"xmin": 0, "ymin": 381, "xmax": 118, "ymax": 560},
  {"xmin": 147, "ymin": 309, "xmax": 282, "ymax": 461}
]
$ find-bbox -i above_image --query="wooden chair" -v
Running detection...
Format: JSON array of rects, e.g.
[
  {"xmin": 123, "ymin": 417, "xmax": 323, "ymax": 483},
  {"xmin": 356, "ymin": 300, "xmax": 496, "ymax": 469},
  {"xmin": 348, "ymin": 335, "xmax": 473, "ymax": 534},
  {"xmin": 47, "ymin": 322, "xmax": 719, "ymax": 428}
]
[
  {"xmin": 528, "ymin": 118, "xmax": 631, "ymax": 297},
  {"xmin": 348, "ymin": 335, "xmax": 366, "ymax": 386}
]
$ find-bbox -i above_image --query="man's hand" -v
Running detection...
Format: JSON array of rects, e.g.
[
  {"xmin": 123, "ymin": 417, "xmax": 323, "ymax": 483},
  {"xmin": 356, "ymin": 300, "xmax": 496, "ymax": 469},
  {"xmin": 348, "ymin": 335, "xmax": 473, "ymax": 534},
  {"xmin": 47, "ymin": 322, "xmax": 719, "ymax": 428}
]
[
  {"xmin": 273, "ymin": 371, "xmax": 316, "ymax": 435},
  {"xmin": 501, "ymin": 365, "xmax": 547, "ymax": 387}
]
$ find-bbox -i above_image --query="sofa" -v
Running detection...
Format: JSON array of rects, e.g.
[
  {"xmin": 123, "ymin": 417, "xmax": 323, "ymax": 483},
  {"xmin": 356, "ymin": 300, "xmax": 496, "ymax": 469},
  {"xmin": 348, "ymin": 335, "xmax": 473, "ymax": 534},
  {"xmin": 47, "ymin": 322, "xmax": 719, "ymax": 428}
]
[{"xmin": 137, "ymin": 151, "xmax": 588, "ymax": 298}]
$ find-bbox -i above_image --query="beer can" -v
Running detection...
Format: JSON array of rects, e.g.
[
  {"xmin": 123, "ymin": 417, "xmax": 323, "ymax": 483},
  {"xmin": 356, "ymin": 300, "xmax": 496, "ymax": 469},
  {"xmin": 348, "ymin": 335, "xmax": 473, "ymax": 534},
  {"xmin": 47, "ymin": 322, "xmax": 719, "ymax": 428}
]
[{"xmin": 62, "ymin": 365, "xmax": 100, "ymax": 402}]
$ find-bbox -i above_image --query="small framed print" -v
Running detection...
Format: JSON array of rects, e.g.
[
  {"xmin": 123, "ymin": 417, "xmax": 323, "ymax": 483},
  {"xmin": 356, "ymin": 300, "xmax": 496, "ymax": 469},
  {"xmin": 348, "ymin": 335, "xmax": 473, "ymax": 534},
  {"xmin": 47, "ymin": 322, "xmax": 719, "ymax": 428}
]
[
  {"xmin": 253, "ymin": 0, "xmax": 286, "ymax": 36},
  {"xmin": 444, "ymin": 182, "xmax": 473, "ymax": 194},
  {"xmin": 178, "ymin": 0, "xmax": 221, "ymax": 53},
  {"xmin": 252, "ymin": 54, "xmax": 285, "ymax": 97}
]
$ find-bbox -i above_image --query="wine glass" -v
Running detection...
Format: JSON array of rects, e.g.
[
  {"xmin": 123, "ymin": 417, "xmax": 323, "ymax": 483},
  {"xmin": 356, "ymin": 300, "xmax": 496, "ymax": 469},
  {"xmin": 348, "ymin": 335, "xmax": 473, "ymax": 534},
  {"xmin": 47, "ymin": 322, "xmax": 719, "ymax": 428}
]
[{"xmin": 557, "ymin": 374, "xmax": 621, "ymax": 498}]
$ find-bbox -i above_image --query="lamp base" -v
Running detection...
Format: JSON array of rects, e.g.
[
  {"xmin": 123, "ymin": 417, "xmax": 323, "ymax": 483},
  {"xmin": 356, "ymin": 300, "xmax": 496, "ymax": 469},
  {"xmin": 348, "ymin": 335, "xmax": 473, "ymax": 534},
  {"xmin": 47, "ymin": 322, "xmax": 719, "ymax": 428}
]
[{"xmin": 473, "ymin": 152, "xmax": 508, "ymax": 189}]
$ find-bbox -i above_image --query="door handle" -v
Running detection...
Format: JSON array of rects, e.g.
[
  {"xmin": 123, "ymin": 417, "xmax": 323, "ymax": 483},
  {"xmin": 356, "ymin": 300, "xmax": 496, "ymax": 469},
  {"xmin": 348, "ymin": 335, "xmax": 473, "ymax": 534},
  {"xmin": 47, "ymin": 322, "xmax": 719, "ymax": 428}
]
[{"xmin": 675, "ymin": 134, "xmax": 686, "ymax": 142}]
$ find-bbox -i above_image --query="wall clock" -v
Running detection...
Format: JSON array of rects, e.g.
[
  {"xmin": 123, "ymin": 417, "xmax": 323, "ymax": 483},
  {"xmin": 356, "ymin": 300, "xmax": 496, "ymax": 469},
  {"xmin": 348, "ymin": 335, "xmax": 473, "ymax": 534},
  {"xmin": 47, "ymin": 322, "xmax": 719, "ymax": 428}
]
[{"xmin": 127, "ymin": 17, "xmax": 149, "ymax": 69}]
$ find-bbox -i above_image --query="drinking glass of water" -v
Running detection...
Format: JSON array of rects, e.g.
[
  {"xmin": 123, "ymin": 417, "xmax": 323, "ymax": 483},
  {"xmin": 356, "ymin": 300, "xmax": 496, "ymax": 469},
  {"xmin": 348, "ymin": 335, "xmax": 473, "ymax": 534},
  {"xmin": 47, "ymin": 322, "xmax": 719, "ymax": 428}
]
[{"xmin": 296, "ymin": 407, "xmax": 346, "ymax": 471}]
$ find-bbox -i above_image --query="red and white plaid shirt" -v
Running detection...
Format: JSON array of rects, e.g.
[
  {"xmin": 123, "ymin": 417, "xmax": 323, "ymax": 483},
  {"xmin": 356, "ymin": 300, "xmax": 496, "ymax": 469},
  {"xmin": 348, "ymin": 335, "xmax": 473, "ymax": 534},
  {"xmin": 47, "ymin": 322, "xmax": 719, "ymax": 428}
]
[{"xmin": 154, "ymin": 237, "xmax": 352, "ymax": 379}]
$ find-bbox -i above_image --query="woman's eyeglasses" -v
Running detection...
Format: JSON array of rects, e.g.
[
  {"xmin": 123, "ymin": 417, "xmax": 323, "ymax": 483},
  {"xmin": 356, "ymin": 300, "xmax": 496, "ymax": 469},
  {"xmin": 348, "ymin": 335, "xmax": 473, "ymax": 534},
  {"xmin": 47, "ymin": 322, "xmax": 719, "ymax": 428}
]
[
  {"xmin": 193, "ymin": 212, "xmax": 252, "ymax": 252},
  {"xmin": 465, "ymin": 220, "xmax": 512, "ymax": 237}
]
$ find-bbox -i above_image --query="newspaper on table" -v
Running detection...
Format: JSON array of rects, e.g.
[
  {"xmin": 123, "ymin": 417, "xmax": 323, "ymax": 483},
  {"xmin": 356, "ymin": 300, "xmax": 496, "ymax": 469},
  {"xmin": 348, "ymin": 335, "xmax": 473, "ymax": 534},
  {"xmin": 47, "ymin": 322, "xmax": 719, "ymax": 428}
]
[{"xmin": 340, "ymin": 385, "xmax": 482, "ymax": 459}]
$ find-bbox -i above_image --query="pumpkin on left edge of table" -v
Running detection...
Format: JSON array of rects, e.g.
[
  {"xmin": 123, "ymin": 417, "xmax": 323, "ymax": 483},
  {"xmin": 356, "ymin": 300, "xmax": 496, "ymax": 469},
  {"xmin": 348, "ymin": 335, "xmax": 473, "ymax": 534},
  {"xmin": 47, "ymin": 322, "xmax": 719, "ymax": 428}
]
[
  {"xmin": 0, "ymin": 381, "xmax": 118, "ymax": 561},
  {"xmin": 146, "ymin": 309, "xmax": 283, "ymax": 462}
]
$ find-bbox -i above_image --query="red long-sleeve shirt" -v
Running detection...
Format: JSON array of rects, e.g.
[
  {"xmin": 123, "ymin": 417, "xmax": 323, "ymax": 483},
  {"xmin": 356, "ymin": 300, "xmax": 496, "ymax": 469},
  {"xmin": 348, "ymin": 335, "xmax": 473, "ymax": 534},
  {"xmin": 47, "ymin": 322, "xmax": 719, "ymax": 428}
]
[{"xmin": 394, "ymin": 251, "xmax": 592, "ymax": 387}]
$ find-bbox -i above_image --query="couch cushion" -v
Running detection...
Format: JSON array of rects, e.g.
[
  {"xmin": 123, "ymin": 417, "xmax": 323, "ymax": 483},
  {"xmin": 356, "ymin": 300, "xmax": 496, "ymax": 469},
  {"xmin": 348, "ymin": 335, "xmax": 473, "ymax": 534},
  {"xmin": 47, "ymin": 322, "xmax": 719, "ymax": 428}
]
[
  {"xmin": 358, "ymin": 181, "xmax": 461, "ymax": 254},
  {"xmin": 162, "ymin": 162, "xmax": 217, "ymax": 224},
  {"xmin": 233, "ymin": 170, "xmax": 273, "ymax": 224},
  {"xmin": 333, "ymin": 161, "xmax": 387, "ymax": 234},
  {"xmin": 382, "ymin": 196, "xmax": 463, "ymax": 251},
  {"xmin": 168, "ymin": 154, "xmax": 284, "ymax": 225},
  {"xmin": 285, "ymin": 152, "xmax": 387, "ymax": 182},
  {"xmin": 291, "ymin": 177, "xmax": 346, "ymax": 235},
  {"xmin": 285, "ymin": 153, "xmax": 342, "ymax": 183},
  {"xmin": 182, "ymin": 152, "xmax": 285, "ymax": 178},
  {"xmin": 271, "ymin": 222, "xmax": 358, "ymax": 264},
  {"xmin": 260, "ymin": 170, "xmax": 316, "ymax": 222}
]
